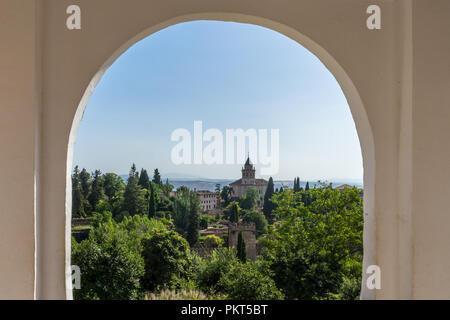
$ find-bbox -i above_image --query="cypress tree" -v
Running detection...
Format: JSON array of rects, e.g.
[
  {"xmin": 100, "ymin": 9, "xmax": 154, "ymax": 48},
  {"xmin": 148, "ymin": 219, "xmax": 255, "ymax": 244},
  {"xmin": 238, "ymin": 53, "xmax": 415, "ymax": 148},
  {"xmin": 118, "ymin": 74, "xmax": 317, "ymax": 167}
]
[
  {"xmin": 78, "ymin": 168, "xmax": 92, "ymax": 214},
  {"xmin": 148, "ymin": 183, "xmax": 157, "ymax": 218},
  {"xmin": 215, "ymin": 184, "xmax": 221, "ymax": 209},
  {"xmin": 152, "ymin": 168, "xmax": 162, "ymax": 186},
  {"xmin": 230, "ymin": 202, "xmax": 240, "ymax": 223},
  {"xmin": 220, "ymin": 186, "xmax": 233, "ymax": 207},
  {"xmin": 123, "ymin": 164, "xmax": 142, "ymax": 216},
  {"xmin": 72, "ymin": 166, "xmax": 85, "ymax": 218},
  {"xmin": 162, "ymin": 178, "xmax": 173, "ymax": 197},
  {"xmin": 138, "ymin": 169, "xmax": 151, "ymax": 190},
  {"xmin": 263, "ymin": 177, "xmax": 275, "ymax": 221},
  {"xmin": 79, "ymin": 168, "xmax": 91, "ymax": 199},
  {"xmin": 186, "ymin": 191, "xmax": 200, "ymax": 246},
  {"xmin": 88, "ymin": 170, "xmax": 104, "ymax": 213},
  {"xmin": 294, "ymin": 177, "xmax": 301, "ymax": 193},
  {"xmin": 103, "ymin": 173, "xmax": 125, "ymax": 201},
  {"xmin": 237, "ymin": 231, "xmax": 247, "ymax": 262},
  {"xmin": 303, "ymin": 181, "xmax": 311, "ymax": 206}
]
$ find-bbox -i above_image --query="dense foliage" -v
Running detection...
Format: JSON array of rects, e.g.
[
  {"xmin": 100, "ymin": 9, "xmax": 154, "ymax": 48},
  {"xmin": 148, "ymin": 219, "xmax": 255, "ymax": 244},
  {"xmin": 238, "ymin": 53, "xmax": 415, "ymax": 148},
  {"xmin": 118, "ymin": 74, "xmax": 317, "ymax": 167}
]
[
  {"xmin": 72, "ymin": 214, "xmax": 147, "ymax": 300},
  {"xmin": 236, "ymin": 231, "xmax": 247, "ymax": 262},
  {"xmin": 71, "ymin": 165, "xmax": 363, "ymax": 300},
  {"xmin": 218, "ymin": 262, "xmax": 284, "ymax": 300},
  {"xmin": 141, "ymin": 230, "xmax": 192, "ymax": 292},
  {"xmin": 242, "ymin": 210, "xmax": 268, "ymax": 237},
  {"xmin": 260, "ymin": 184, "xmax": 363, "ymax": 299}
]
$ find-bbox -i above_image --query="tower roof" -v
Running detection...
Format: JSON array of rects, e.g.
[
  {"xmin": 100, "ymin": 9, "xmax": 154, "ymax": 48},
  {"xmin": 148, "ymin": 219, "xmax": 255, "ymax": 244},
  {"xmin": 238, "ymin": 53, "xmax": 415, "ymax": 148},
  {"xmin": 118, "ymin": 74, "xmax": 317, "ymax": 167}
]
[{"xmin": 245, "ymin": 155, "xmax": 252, "ymax": 166}]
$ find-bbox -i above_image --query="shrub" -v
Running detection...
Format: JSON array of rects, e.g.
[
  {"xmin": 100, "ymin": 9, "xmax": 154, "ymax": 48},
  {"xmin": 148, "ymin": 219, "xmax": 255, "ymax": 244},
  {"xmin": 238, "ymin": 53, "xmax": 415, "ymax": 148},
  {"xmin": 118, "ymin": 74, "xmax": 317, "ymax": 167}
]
[
  {"xmin": 236, "ymin": 231, "xmax": 247, "ymax": 262},
  {"xmin": 204, "ymin": 235, "xmax": 223, "ymax": 248},
  {"xmin": 223, "ymin": 202, "xmax": 241, "ymax": 222},
  {"xmin": 147, "ymin": 289, "xmax": 208, "ymax": 300},
  {"xmin": 195, "ymin": 247, "xmax": 238, "ymax": 294},
  {"xmin": 141, "ymin": 230, "xmax": 192, "ymax": 292},
  {"xmin": 260, "ymin": 186, "xmax": 363, "ymax": 299},
  {"xmin": 242, "ymin": 210, "xmax": 268, "ymax": 237},
  {"xmin": 218, "ymin": 262, "xmax": 284, "ymax": 300},
  {"xmin": 95, "ymin": 200, "xmax": 112, "ymax": 215},
  {"xmin": 199, "ymin": 214, "xmax": 213, "ymax": 229},
  {"xmin": 119, "ymin": 214, "xmax": 167, "ymax": 253},
  {"xmin": 71, "ymin": 225, "xmax": 145, "ymax": 300},
  {"xmin": 333, "ymin": 277, "xmax": 361, "ymax": 300}
]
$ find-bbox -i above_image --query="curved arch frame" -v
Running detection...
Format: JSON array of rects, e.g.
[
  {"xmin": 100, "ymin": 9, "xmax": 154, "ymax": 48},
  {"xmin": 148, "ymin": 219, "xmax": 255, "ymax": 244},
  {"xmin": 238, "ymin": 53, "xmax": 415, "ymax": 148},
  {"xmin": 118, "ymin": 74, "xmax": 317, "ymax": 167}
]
[{"xmin": 66, "ymin": 13, "xmax": 376, "ymax": 299}]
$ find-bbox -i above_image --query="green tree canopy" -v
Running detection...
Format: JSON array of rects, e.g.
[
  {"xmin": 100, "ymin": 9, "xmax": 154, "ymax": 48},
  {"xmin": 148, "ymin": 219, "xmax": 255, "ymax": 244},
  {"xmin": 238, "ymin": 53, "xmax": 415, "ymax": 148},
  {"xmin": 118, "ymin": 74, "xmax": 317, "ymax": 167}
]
[
  {"xmin": 123, "ymin": 164, "xmax": 146, "ymax": 216},
  {"xmin": 79, "ymin": 168, "xmax": 91, "ymax": 199},
  {"xmin": 220, "ymin": 186, "xmax": 233, "ymax": 207},
  {"xmin": 138, "ymin": 169, "xmax": 151, "ymax": 190},
  {"xmin": 102, "ymin": 172, "xmax": 125, "ymax": 201},
  {"xmin": 161, "ymin": 178, "xmax": 174, "ymax": 197},
  {"xmin": 224, "ymin": 201, "xmax": 241, "ymax": 223},
  {"xmin": 239, "ymin": 186, "xmax": 260, "ymax": 210},
  {"xmin": 204, "ymin": 235, "xmax": 223, "ymax": 248},
  {"xmin": 148, "ymin": 183, "xmax": 157, "ymax": 218},
  {"xmin": 260, "ymin": 186, "xmax": 363, "ymax": 300},
  {"xmin": 141, "ymin": 229, "xmax": 192, "ymax": 292},
  {"xmin": 195, "ymin": 247, "xmax": 238, "ymax": 294},
  {"xmin": 88, "ymin": 170, "xmax": 105, "ymax": 213},
  {"xmin": 173, "ymin": 186, "xmax": 200, "ymax": 235},
  {"xmin": 242, "ymin": 210, "xmax": 268, "ymax": 237},
  {"xmin": 263, "ymin": 177, "xmax": 275, "ymax": 222},
  {"xmin": 79, "ymin": 168, "xmax": 92, "ymax": 214},
  {"xmin": 293, "ymin": 177, "xmax": 301, "ymax": 193},
  {"xmin": 72, "ymin": 166, "xmax": 86, "ymax": 218},
  {"xmin": 72, "ymin": 219, "xmax": 145, "ymax": 300},
  {"xmin": 236, "ymin": 231, "xmax": 247, "ymax": 263},
  {"xmin": 152, "ymin": 168, "xmax": 162, "ymax": 186},
  {"xmin": 186, "ymin": 190, "xmax": 201, "ymax": 246},
  {"xmin": 218, "ymin": 262, "xmax": 284, "ymax": 300}
]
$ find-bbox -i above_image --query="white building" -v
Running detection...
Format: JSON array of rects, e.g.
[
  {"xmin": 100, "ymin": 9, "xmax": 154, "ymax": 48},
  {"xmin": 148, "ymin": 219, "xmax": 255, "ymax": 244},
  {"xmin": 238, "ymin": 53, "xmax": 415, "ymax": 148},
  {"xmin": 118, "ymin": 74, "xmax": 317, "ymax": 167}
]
[{"xmin": 196, "ymin": 190, "xmax": 218, "ymax": 212}]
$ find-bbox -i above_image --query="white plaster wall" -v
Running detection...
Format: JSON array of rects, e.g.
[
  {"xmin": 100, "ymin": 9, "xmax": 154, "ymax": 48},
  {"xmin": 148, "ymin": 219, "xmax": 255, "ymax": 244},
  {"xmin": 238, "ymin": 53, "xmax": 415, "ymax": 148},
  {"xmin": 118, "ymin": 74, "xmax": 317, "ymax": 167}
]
[
  {"xmin": 412, "ymin": 0, "xmax": 450, "ymax": 299},
  {"xmin": 0, "ymin": 0, "xmax": 38, "ymax": 299}
]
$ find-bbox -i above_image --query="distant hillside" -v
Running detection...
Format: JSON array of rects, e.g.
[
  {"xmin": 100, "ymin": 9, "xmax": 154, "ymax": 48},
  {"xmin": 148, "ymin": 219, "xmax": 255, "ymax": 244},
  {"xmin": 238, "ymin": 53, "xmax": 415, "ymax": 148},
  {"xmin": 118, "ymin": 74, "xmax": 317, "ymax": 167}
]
[{"xmin": 119, "ymin": 175, "xmax": 362, "ymax": 192}]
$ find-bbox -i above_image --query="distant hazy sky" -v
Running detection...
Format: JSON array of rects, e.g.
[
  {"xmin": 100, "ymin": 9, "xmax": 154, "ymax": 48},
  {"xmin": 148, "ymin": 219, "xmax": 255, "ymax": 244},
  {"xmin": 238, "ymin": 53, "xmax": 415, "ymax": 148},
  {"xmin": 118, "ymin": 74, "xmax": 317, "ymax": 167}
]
[{"xmin": 73, "ymin": 21, "xmax": 363, "ymax": 182}]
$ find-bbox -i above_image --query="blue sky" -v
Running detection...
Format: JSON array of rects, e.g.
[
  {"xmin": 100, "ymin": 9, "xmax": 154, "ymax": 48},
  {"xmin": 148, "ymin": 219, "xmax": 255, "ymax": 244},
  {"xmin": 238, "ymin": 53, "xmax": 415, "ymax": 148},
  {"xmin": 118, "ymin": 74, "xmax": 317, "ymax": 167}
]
[{"xmin": 73, "ymin": 21, "xmax": 363, "ymax": 182}]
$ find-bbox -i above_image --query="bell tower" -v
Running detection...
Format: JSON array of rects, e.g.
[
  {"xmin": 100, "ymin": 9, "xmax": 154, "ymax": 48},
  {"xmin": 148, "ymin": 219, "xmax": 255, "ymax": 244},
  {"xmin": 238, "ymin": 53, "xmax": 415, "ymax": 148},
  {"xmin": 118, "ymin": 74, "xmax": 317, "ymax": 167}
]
[{"xmin": 241, "ymin": 155, "xmax": 256, "ymax": 185}]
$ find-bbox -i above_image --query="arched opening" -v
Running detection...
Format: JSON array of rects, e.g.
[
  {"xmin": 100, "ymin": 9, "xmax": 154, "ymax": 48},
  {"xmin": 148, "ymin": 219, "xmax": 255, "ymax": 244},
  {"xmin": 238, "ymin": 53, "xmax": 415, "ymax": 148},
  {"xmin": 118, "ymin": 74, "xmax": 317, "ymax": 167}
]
[{"xmin": 67, "ymin": 14, "xmax": 375, "ymax": 300}]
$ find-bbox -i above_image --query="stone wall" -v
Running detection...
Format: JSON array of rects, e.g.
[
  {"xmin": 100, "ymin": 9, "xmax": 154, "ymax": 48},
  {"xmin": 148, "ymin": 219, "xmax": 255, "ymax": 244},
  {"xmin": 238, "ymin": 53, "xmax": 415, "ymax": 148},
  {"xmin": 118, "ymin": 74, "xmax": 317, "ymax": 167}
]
[{"xmin": 228, "ymin": 223, "xmax": 257, "ymax": 260}]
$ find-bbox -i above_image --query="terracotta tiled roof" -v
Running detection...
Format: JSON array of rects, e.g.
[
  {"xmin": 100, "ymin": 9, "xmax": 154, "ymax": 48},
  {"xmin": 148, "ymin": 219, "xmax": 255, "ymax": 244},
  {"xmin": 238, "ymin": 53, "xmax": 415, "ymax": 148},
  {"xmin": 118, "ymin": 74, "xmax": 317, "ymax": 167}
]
[
  {"xmin": 255, "ymin": 179, "xmax": 268, "ymax": 186},
  {"xmin": 229, "ymin": 178, "xmax": 242, "ymax": 185},
  {"xmin": 229, "ymin": 178, "xmax": 268, "ymax": 186},
  {"xmin": 335, "ymin": 184, "xmax": 354, "ymax": 190}
]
